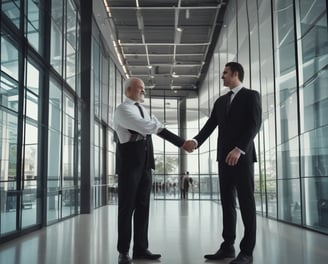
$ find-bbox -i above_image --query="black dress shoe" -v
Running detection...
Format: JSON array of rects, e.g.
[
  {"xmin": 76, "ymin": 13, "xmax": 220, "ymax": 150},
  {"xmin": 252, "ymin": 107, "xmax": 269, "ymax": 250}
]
[
  {"xmin": 133, "ymin": 249, "xmax": 161, "ymax": 260},
  {"xmin": 118, "ymin": 253, "xmax": 132, "ymax": 264},
  {"xmin": 230, "ymin": 252, "xmax": 253, "ymax": 264},
  {"xmin": 204, "ymin": 248, "xmax": 235, "ymax": 260}
]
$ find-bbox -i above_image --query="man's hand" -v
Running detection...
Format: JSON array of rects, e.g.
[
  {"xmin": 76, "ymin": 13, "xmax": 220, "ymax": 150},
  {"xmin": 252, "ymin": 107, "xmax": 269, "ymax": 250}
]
[
  {"xmin": 182, "ymin": 140, "xmax": 197, "ymax": 153},
  {"xmin": 225, "ymin": 147, "xmax": 241, "ymax": 166}
]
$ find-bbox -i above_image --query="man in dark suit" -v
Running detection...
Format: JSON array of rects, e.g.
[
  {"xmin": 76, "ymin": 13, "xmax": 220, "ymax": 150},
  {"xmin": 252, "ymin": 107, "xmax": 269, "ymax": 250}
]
[
  {"xmin": 114, "ymin": 77, "xmax": 185, "ymax": 264},
  {"xmin": 183, "ymin": 62, "xmax": 262, "ymax": 264}
]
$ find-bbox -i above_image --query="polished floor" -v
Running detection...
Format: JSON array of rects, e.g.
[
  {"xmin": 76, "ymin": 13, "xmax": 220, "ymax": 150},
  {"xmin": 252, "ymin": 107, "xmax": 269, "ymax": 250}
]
[{"xmin": 0, "ymin": 200, "xmax": 328, "ymax": 264}]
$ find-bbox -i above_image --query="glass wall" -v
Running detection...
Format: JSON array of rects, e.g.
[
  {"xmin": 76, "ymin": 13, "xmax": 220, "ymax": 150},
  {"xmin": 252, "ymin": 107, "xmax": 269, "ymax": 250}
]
[
  {"xmin": 0, "ymin": 0, "xmax": 124, "ymax": 242},
  {"xmin": 1, "ymin": 0, "xmax": 327, "ymax": 243},
  {"xmin": 0, "ymin": 34, "xmax": 20, "ymax": 235},
  {"xmin": 298, "ymin": 0, "xmax": 328, "ymax": 232},
  {"xmin": 152, "ymin": 97, "xmax": 181, "ymax": 199},
  {"xmin": 46, "ymin": 0, "xmax": 80, "ymax": 224},
  {"xmin": 198, "ymin": 0, "xmax": 328, "ymax": 234}
]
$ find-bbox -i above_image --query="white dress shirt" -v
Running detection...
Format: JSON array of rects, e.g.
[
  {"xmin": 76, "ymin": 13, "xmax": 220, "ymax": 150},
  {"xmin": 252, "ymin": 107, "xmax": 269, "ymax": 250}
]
[
  {"xmin": 229, "ymin": 83, "xmax": 243, "ymax": 102},
  {"xmin": 113, "ymin": 97, "xmax": 164, "ymax": 144}
]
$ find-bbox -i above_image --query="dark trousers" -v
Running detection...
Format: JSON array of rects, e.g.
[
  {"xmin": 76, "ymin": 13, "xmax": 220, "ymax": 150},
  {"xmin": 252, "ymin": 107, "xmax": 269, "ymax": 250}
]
[
  {"xmin": 218, "ymin": 159, "xmax": 256, "ymax": 256},
  {"xmin": 117, "ymin": 155, "xmax": 152, "ymax": 254}
]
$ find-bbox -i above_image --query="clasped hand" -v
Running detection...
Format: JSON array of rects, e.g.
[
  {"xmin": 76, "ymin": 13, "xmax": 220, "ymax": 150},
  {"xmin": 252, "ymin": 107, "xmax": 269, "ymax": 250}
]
[
  {"xmin": 182, "ymin": 140, "xmax": 197, "ymax": 153},
  {"xmin": 182, "ymin": 141, "xmax": 241, "ymax": 166}
]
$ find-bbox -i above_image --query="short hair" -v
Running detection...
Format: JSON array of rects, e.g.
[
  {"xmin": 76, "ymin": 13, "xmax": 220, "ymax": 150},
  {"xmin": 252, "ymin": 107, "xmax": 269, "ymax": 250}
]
[
  {"xmin": 225, "ymin": 62, "xmax": 244, "ymax": 82},
  {"xmin": 123, "ymin": 77, "xmax": 144, "ymax": 92}
]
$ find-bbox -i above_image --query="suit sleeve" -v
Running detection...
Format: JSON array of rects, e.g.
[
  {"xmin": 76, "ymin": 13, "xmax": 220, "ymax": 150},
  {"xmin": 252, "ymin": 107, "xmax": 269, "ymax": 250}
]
[
  {"xmin": 157, "ymin": 128, "xmax": 185, "ymax": 147},
  {"xmin": 236, "ymin": 91, "xmax": 262, "ymax": 152},
  {"xmin": 193, "ymin": 101, "xmax": 219, "ymax": 148}
]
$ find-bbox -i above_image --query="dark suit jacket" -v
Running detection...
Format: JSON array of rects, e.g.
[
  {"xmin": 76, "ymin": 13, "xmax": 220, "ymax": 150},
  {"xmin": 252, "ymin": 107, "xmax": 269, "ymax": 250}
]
[{"xmin": 194, "ymin": 88, "xmax": 262, "ymax": 163}]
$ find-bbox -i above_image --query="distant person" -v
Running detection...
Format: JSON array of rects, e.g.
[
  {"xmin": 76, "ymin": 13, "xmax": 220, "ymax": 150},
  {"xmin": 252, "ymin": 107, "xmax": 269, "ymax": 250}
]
[
  {"xmin": 181, "ymin": 171, "xmax": 190, "ymax": 199},
  {"xmin": 183, "ymin": 62, "xmax": 262, "ymax": 264},
  {"xmin": 114, "ymin": 77, "xmax": 185, "ymax": 264}
]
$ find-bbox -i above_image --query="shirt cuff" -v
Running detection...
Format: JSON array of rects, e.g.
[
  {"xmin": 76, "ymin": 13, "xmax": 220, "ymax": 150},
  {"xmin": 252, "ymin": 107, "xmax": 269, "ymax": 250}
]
[
  {"xmin": 192, "ymin": 139, "xmax": 198, "ymax": 148},
  {"xmin": 235, "ymin": 147, "xmax": 245, "ymax": 155}
]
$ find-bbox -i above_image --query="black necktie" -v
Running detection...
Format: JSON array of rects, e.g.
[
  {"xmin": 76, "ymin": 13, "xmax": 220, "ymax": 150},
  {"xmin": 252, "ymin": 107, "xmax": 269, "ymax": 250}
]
[
  {"xmin": 135, "ymin": 102, "xmax": 144, "ymax": 118},
  {"xmin": 226, "ymin": 91, "xmax": 234, "ymax": 112}
]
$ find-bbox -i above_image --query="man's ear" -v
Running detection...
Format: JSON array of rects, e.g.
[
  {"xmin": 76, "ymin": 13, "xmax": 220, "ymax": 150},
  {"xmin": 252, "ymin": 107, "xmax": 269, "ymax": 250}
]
[{"xmin": 125, "ymin": 86, "xmax": 131, "ymax": 96}]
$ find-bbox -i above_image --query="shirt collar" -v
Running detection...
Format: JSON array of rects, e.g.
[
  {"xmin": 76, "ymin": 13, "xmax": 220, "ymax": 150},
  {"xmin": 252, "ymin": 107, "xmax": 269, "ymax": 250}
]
[
  {"xmin": 230, "ymin": 83, "xmax": 243, "ymax": 94},
  {"xmin": 125, "ymin": 97, "xmax": 138, "ymax": 105}
]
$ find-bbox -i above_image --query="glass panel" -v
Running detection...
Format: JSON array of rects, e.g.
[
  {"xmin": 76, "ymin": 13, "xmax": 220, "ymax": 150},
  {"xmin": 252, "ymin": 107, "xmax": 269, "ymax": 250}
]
[
  {"xmin": 199, "ymin": 174, "xmax": 211, "ymax": 199},
  {"xmin": 165, "ymin": 174, "xmax": 179, "ymax": 200},
  {"xmin": 50, "ymin": 0, "xmax": 63, "ymax": 74},
  {"xmin": 300, "ymin": 56, "xmax": 328, "ymax": 133},
  {"xmin": 2, "ymin": 0, "xmax": 20, "ymax": 28},
  {"xmin": 47, "ymin": 81, "xmax": 62, "ymax": 222},
  {"xmin": 25, "ymin": 59, "xmax": 41, "ymax": 129},
  {"xmin": 107, "ymin": 129, "xmax": 117, "ymax": 203},
  {"xmin": 277, "ymin": 138, "xmax": 300, "ymax": 179},
  {"xmin": 21, "ymin": 188, "xmax": 37, "ymax": 227},
  {"xmin": 47, "ymin": 193, "xmax": 60, "ymax": 222},
  {"xmin": 273, "ymin": 0, "xmax": 298, "ymax": 144},
  {"xmin": 237, "ymin": 0, "xmax": 250, "ymax": 78},
  {"xmin": 199, "ymin": 152, "xmax": 209, "ymax": 175},
  {"xmin": 0, "ymin": 110, "xmax": 18, "ymax": 234},
  {"xmin": 92, "ymin": 39, "xmax": 100, "ymax": 118},
  {"xmin": 65, "ymin": 0, "xmax": 77, "ymax": 90},
  {"xmin": 0, "ymin": 109, "xmax": 18, "ymax": 182},
  {"xmin": 25, "ymin": 0, "xmax": 40, "ymax": 52},
  {"xmin": 0, "ymin": 73, "xmax": 19, "ymax": 112},
  {"xmin": 101, "ymin": 55, "xmax": 109, "ymax": 122},
  {"xmin": 186, "ymin": 98, "xmax": 199, "ymax": 191},
  {"xmin": 26, "ymin": 60, "xmax": 40, "ymax": 95},
  {"xmin": 116, "ymin": 70, "xmax": 122, "ymax": 105},
  {"xmin": 1, "ymin": 36, "xmax": 19, "ymax": 80},
  {"xmin": 0, "ymin": 188, "xmax": 17, "ymax": 234},
  {"xmin": 299, "ymin": 0, "xmax": 328, "ymax": 84},
  {"xmin": 303, "ymin": 177, "xmax": 328, "ymax": 232},
  {"xmin": 225, "ymin": 0, "xmax": 237, "ymax": 62},
  {"xmin": 63, "ymin": 93, "xmax": 74, "ymax": 190},
  {"xmin": 278, "ymin": 179, "xmax": 301, "ymax": 224},
  {"xmin": 153, "ymin": 174, "xmax": 164, "ymax": 199},
  {"xmin": 258, "ymin": 0, "xmax": 276, "ymax": 217},
  {"xmin": 23, "ymin": 122, "xmax": 38, "ymax": 187},
  {"xmin": 22, "ymin": 122, "xmax": 38, "ymax": 227},
  {"xmin": 62, "ymin": 135, "xmax": 74, "ymax": 187},
  {"xmin": 62, "ymin": 189, "xmax": 76, "ymax": 217},
  {"xmin": 267, "ymin": 179, "xmax": 277, "ymax": 217},
  {"xmin": 25, "ymin": 90, "xmax": 38, "ymax": 121},
  {"xmin": 108, "ymin": 59, "xmax": 115, "ymax": 126},
  {"xmin": 300, "ymin": 127, "xmax": 328, "ymax": 178},
  {"xmin": 265, "ymin": 149, "xmax": 277, "ymax": 218}
]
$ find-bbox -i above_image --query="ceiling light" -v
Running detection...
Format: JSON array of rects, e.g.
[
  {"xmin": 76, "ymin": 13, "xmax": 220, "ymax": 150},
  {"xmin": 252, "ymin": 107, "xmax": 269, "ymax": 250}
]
[
  {"xmin": 185, "ymin": 9, "xmax": 190, "ymax": 19},
  {"xmin": 136, "ymin": 11, "xmax": 144, "ymax": 30},
  {"xmin": 147, "ymin": 65, "xmax": 152, "ymax": 69},
  {"xmin": 174, "ymin": 29, "xmax": 182, "ymax": 44}
]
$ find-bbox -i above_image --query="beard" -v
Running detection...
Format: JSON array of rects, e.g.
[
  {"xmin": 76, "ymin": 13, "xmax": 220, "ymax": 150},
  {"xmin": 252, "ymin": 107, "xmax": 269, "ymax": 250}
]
[{"xmin": 139, "ymin": 93, "xmax": 145, "ymax": 103}]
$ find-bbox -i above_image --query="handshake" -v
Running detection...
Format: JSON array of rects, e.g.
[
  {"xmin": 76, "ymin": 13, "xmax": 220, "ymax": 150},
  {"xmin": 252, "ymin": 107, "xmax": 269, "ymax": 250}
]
[{"xmin": 181, "ymin": 139, "xmax": 197, "ymax": 153}]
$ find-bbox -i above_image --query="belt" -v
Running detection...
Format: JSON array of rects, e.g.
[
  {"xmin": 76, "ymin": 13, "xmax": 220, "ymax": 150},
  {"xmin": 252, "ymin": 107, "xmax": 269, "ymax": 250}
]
[{"xmin": 129, "ymin": 134, "xmax": 146, "ymax": 142}]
